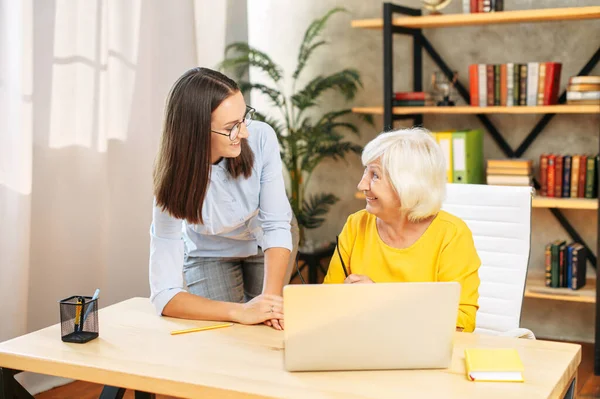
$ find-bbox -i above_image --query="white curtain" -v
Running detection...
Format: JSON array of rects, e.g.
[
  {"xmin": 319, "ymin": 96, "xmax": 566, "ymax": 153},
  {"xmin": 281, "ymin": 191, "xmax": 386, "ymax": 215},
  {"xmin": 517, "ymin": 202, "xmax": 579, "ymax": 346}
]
[{"xmin": 0, "ymin": 0, "xmax": 244, "ymax": 393}]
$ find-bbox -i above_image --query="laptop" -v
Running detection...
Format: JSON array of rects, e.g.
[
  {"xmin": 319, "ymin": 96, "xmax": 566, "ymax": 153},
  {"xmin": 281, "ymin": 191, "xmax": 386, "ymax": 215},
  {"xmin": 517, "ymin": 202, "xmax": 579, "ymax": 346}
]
[{"xmin": 283, "ymin": 282, "xmax": 461, "ymax": 372}]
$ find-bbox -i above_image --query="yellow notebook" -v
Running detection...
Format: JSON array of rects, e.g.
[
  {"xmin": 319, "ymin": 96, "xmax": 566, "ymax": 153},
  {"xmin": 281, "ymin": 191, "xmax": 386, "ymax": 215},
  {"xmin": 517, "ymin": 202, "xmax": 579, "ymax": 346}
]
[{"xmin": 464, "ymin": 349, "xmax": 525, "ymax": 382}]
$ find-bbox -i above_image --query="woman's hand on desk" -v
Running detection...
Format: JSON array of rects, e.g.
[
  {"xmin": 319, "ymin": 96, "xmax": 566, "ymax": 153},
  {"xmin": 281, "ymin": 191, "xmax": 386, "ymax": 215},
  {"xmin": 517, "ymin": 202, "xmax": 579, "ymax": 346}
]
[
  {"xmin": 344, "ymin": 274, "xmax": 374, "ymax": 284},
  {"xmin": 231, "ymin": 294, "xmax": 284, "ymax": 327},
  {"xmin": 264, "ymin": 318, "xmax": 284, "ymax": 330}
]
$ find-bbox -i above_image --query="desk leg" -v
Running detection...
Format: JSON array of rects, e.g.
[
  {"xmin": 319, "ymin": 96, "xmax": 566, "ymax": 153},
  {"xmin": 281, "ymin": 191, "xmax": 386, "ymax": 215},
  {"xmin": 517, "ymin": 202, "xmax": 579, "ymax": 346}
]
[
  {"xmin": 0, "ymin": 368, "xmax": 35, "ymax": 399},
  {"xmin": 563, "ymin": 375, "xmax": 576, "ymax": 399},
  {"xmin": 99, "ymin": 386, "xmax": 125, "ymax": 399},
  {"xmin": 99, "ymin": 386, "xmax": 155, "ymax": 399},
  {"xmin": 134, "ymin": 391, "xmax": 156, "ymax": 399}
]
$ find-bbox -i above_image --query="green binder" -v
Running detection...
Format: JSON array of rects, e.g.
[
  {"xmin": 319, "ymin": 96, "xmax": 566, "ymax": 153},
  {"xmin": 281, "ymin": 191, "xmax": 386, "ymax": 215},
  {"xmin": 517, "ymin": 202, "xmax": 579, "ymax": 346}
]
[{"xmin": 451, "ymin": 129, "xmax": 484, "ymax": 184}]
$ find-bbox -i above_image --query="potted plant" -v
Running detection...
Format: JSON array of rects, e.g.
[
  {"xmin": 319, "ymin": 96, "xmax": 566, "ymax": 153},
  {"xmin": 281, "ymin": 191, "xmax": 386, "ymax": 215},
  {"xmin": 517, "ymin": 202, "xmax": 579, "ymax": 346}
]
[{"xmin": 220, "ymin": 8, "xmax": 372, "ymax": 249}]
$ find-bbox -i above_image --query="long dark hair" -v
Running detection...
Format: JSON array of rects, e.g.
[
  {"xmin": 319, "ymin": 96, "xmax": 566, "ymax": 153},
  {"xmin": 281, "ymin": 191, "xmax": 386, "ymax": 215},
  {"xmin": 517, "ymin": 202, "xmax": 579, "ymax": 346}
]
[{"xmin": 153, "ymin": 67, "xmax": 254, "ymax": 224}]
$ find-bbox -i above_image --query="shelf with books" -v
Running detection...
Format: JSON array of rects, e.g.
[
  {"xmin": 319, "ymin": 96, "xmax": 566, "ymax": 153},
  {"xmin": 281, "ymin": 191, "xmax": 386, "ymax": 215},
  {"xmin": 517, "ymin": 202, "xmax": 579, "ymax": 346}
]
[
  {"xmin": 352, "ymin": 105, "xmax": 600, "ymax": 115},
  {"xmin": 356, "ymin": 191, "xmax": 598, "ymax": 210},
  {"xmin": 524, "ymin": 273, "xmax": 596, "ymax": 304},
  {"xmin": 351, "ymin": 6, "xmax": 600, "ymax": 30},
  {"xmin": 531, "ymin": 197, "xmax": 598, "ymax": 210}
]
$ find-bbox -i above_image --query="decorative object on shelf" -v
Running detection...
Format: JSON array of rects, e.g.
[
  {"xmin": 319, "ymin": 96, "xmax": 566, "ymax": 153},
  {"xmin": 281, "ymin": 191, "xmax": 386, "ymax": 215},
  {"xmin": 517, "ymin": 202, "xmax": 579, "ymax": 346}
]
[
  {"xmin": 220, "ymin": 8, "xmax": 373, "ymax": 247},
  {"xmin": 431, "ymin": 71, "xmax": 458, "ymax": 106},
  {"xmin": 421, "ymin": 0, "xmax": 452, "ymax": 15}
]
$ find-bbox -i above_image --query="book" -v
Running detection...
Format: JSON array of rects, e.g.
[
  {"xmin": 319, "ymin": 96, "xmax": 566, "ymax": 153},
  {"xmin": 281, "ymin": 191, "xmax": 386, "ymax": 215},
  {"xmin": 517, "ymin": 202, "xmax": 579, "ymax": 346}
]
[
  {"xmin": 494, "ymin": 64, "xmax": 501, "ymax": 105},
  {"xmin": 513, "ymin": 64, "xmax": 521, "ymax": 106},
  {"xmin": 506, "ymin": 63, "xmax": 514, "ymax": 106},
  {"xmin": 562, "ymin": 155, "xmax": 572, "ymax": 197},
  {"xmin": 547, "ymin": 154, "xmax": 556, "ymax": 198},
  {"xmin": 486, "ymin": 175, "xmax": 531, "ymax": 186},
  {"xmin": 486, "ymin": 167, "xmax": 531, "ymax": 176},
  {"xmin": 567, "ymin": 91, "xmax": 600, "ymax": 101},
  {"xmin": 539, "ymin": 154, "xmax": 548, "ymax": 196},
  {"xmin": 526, "ymin": 62, "xmax": 539, "ymax": 106},
  {"xmin": 537, "ymin": 62, "xmax": 546, "ymax": 106},
  {"xmin": 567, "ymin": 83, "xmax": 600, "ymax": 92},
  {"xmin": 392, "ymin": 99, "xmax": 435, "ymax": 106},
  {"xmin": 519, "ymin": 64, "xmax": 528, "ymax": 106},
  {"xmin": 584, "ymin": 156, "xmax": 597, "ymax": 198},
  {"xmin": 566, "ymin": 99, "xmax": 600, "ymax": 105},
  {"xmin": 487, "ymin": 159, "xmax": 532, "ymax": 169},
  {"xmin": 544, "ymin": 243, "xmax": 552, "ymax": 287},
  {"xmin": 469, "ymin": 65, "xmax": 479, "ymax": 106},
  {"xmin": 569, "ymin": 76, "xmax": 600, "ymax": 85},
  {"xmin": 559, "ymin": 241, "xmax": 567, "ymax": 287},
  {"xmin": 554, "ymin": 155, "xmax": 563, "ymax": 198},
  {"xmin": 570, "ymin": 243, "xmax": 587, "ymax": 290},
  {"xmin": 570, "ymin": 155, "xmax": 580, "ymax": 198},
  {"xmin": 394, "ymin": 92, "xmax": 430, "ymax": 100},
  {"xmin": 478, "ymin": 64, "xmax": 487, "ymax": 107},
  {"xmin": 544, "ymin": 63, "xmax": 562, "ymax": 105},
  {"xmin": 464, "ymin": 349, "xmax": 525, "ymax": 382},
  {"xmin": 578, "ymin": 155, "xmax": 587, "ymax": 198},
  {"xmin": 500, "ymin": 64, "xmax": 507, "ymax": 106},
  {"xmin": 550, "ymin": 240, "xmax": 566, "ymax": 288},
  {"xmin": 486, "ymin": 65, "xmax": 495, "ymax": 106}
]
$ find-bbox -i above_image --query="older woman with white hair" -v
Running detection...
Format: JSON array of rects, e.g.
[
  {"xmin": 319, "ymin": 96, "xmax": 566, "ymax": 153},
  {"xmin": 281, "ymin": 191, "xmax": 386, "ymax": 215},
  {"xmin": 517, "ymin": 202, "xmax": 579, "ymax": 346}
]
[{"xmin": 323, "ymin": 127, "xmax": 481, "ymax": 332}]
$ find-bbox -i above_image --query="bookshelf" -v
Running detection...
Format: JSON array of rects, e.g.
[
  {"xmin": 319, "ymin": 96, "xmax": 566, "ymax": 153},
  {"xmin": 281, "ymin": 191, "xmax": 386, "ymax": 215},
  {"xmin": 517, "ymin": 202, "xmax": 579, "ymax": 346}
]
[
  {"xmin": 352, "ymin": 2, "xmax": 600, "ymax": 373},
  {"xmin": 352, "ymin": 105, "xmax": 600, "ymax": 115},
  {"xmin": 351, "ymin": 6, "xmax": 600, "ymax": 29}
]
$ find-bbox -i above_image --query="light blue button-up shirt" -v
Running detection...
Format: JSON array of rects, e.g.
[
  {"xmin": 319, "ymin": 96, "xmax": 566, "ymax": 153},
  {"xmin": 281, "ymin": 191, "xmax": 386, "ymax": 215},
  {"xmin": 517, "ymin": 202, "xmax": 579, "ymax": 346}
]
[{"xmin": 149, "ymin": 121, "xmax": 293, "ymax": 315}]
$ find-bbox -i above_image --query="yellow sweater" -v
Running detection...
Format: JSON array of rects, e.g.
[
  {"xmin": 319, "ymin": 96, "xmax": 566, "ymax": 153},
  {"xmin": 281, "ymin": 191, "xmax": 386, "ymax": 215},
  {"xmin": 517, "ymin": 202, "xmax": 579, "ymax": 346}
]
[{"xmin": 324, "ymin": 209, "xmax": 481, "ymax": 332}]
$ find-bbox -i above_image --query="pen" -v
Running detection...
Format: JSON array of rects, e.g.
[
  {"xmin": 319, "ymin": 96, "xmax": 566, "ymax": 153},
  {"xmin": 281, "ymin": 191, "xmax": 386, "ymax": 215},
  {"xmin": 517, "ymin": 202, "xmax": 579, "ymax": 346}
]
[
  {"xmin": 336, "ymin": 235, "xmax": 349, "ymax": 278},
  {"xmin": 83, "ymin": 288, "xmax": 100, "ymax": 324},
  {"xmin": 171, "ymin": 323, "xmax": 233, "ymax": 336},
  {"xmin": 74, "ymin": 296, "xmax": 85, "ymax": 333}
]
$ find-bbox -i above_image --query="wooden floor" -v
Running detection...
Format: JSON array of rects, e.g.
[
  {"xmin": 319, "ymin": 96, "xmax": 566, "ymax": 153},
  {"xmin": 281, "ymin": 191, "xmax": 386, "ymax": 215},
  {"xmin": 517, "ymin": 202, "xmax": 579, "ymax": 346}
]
[{"xmin": 34, "ymin": 341, "xmax": 600, "ymax": 399}]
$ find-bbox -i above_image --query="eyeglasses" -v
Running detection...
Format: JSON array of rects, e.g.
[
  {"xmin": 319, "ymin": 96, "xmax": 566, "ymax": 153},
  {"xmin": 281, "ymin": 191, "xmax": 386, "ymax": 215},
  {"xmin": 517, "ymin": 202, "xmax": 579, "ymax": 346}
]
[
  {"xmin": 211, "ymin": 106, "xmax": 255, "ymax": 141},
  {"xmin": 336, "ymin": 235, "xmax": 349, "ymax": 278}
]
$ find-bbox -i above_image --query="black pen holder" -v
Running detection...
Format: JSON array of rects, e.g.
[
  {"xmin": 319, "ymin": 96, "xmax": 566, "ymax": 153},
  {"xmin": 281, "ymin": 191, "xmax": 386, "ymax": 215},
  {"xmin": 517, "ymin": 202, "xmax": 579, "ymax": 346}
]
[{"xmin": 58, "ymin": 295, "xmax": 99, "ymax": 343}]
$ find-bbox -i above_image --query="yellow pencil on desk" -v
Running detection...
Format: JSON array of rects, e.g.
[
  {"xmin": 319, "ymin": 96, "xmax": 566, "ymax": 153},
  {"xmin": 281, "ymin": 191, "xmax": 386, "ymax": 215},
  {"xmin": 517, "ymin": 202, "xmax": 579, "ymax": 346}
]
[{"xmin": 171, "ymin": 323, "xmax": 233, "ymax": 336}]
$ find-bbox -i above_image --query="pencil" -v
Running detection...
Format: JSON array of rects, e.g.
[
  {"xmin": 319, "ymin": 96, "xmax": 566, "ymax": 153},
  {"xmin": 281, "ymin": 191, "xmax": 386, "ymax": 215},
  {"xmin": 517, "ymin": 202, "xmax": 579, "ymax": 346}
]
[{"xmin": 170, "ymin": 323, "xmax": 233, "ymax": 336}]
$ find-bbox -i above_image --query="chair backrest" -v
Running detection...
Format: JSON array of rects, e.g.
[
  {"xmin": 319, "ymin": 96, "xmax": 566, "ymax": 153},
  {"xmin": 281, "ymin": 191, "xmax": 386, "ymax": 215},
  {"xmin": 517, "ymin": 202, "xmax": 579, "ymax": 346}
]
[{"xmin": 441, "ymin": 183, "xmax": 532, "ymax": 335}]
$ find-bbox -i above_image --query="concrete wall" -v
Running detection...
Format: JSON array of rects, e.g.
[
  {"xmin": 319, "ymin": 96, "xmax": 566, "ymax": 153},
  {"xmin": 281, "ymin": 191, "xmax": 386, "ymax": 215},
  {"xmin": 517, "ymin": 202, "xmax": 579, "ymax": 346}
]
[{"xmin": 248, "ymin": 0, "xmax": 600, "ymax": 342}]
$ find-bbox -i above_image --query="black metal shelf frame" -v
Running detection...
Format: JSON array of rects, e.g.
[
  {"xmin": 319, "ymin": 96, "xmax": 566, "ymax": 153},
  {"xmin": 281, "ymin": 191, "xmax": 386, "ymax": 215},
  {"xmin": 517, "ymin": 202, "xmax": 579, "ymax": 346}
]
[{"xmin": 381, "ymin": 2, "xmax": 600, "ymax": 374}]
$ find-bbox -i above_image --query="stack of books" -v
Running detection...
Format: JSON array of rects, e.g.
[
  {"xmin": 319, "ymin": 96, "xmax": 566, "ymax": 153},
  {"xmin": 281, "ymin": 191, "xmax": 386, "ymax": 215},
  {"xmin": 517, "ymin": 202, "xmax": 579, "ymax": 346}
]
[
  {"xmin": 392, "ymin": 92, "xmax": 434, "ymax": 107},
  {"xmin": 566, "ymin": 76, "xmax": 600, "ymax": 105},
  {"xmin": 486, "ymin": 159, "xmax": 532, "ymax": 186}
]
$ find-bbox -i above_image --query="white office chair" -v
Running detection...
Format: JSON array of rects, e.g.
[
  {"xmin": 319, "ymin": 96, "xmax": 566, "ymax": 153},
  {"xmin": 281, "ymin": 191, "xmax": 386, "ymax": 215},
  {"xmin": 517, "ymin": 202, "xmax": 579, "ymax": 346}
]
[{"xmin": 442, "ymin": 183, "xmax": 535, "ymax": 339}]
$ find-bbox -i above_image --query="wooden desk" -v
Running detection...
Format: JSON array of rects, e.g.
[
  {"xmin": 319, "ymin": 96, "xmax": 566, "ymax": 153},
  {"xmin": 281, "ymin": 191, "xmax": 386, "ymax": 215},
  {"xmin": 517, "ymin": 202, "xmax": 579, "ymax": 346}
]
[{"xmin": 0, "ymin": 297, "xmax": 581, "ymax": 399}]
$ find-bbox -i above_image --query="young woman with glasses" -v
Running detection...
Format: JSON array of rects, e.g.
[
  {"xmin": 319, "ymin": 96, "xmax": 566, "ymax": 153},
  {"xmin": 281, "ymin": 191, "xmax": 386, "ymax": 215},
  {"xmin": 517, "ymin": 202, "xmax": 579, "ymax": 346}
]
[{"xmin": 150, "ymin": 67, "xmax": 298, "ymax": 330}]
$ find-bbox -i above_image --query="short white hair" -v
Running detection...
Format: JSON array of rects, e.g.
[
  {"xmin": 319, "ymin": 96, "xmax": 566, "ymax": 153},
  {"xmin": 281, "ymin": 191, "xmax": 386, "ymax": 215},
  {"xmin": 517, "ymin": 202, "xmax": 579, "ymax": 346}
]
[{"xmin": 361, "ymin": 127, "xmax": 446, "ymax": 222}]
